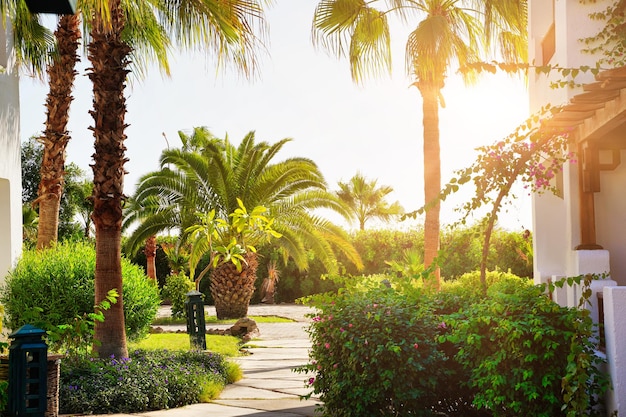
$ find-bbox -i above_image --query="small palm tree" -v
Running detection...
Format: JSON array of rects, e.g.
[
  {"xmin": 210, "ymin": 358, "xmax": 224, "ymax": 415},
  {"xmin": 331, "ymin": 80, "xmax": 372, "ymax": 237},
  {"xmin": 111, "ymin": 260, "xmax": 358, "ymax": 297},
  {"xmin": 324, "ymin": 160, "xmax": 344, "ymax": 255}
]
[
  {"xmin": 187, "ymin": 200, "xmax": 281, "ymax": 319},
  {"xmin": 336, "ymin": 172, "xmax": 404, "ymax": 230},
  {"xmin": 261, "ymin": 260, "xmax": 280, "ymax": 304}
]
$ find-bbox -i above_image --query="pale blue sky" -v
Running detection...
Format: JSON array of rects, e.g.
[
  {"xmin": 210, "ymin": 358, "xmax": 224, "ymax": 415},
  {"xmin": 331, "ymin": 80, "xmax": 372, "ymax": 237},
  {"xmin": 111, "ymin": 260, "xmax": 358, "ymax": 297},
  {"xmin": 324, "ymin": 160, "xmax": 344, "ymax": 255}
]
[{"xmin": 18, "ymin": 0, "xmax": 530, "ymax": 231}]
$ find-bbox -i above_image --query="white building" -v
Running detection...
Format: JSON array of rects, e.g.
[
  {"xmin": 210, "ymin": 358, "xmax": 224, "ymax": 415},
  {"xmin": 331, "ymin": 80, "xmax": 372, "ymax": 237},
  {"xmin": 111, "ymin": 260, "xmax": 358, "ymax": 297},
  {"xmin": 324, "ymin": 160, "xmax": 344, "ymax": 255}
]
[
  {"xmin": 529, "ymin": 0, "xmax": 626, "ymax": 414},
  {"xmin": 0, "ymin": 18, "xmax": 22, "ymax": 283}
]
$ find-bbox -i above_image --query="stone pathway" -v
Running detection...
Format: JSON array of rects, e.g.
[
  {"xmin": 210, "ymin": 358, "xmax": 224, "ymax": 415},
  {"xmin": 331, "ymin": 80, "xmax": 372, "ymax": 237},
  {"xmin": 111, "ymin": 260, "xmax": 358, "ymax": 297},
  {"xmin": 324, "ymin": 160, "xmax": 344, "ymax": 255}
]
[{"xmin": 116, "ymin": 304, "xmax": 323, "ymax": 417}]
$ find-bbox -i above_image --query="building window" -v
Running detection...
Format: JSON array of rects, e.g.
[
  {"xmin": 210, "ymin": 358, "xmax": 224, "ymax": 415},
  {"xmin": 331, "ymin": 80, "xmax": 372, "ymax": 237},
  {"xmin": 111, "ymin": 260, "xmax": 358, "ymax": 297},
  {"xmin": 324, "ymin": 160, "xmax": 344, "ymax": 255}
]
[{"xmin": 542, "ymin": 23, "xmax": 556, "ymax": 65}]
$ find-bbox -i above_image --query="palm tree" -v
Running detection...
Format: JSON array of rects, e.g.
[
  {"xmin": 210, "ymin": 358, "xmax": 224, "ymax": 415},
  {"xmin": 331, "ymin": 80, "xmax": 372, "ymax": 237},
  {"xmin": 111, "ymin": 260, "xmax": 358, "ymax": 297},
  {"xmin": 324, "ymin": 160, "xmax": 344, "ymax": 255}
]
[
  {"xmin": 87, "ymin": 0, "xmax": 268, "ymax": 358},
  {"xmin": 186, "ymin": 201, "xmax": 281, "ymax": 318},
  {"xmin": 33, "ymin": 0, "xmax": 175, "ymax": 250},
  {"xmin": 312, "ymin": 0, "xmax": 526, "ymax": 288},
  {"xmin": 35, "ymin": 13, "xmax": 80, "ymax": 250},
  {"xmin": 336, "ymin": 172, "xmax": 403, "ymax": 230},
  {"xmin": 124, "ymin": 129, "xmax": 363, "ymax": 318}
]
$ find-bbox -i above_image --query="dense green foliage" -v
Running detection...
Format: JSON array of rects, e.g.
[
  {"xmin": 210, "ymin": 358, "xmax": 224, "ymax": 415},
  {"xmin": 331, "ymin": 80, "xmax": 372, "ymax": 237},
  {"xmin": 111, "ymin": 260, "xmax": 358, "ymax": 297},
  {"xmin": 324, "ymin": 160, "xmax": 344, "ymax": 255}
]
[
  {"xmin": 337, "ymin": 227, "xmax": 532, "ymax": 280},
  {"xmin": 1, "ymin": 242, "xmax": 160, "ymax": 342},
  {"xmin": 59, "ymin": 349, "xmax": 229, "ymax": 414},
  {"xmin": 161, "ymin": 273, "xmax": 195, "ymax": 318},
  {"xmin": 300, "ymin": 287, "xmax": 456, "ymax": 416},
  {"xmin": 300, "ymin": 272, "xmax": 607, "ymax": 417},
  {"xmin": 253, "ymin": 227, "xmax": 531, "ymax": 304},
  {"xmin": 21, "ymin": 137, "xmax": 94, "ymax": 244}
]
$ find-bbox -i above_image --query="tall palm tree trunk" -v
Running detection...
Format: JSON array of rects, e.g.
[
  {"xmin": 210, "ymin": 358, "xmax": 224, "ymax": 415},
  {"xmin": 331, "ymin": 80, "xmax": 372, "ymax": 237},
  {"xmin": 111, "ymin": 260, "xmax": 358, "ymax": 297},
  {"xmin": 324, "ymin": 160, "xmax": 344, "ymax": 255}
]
[
  {"xmin": 35, "ymin": 14, "xmax": 80, "ymax": 250},
  {"xmin": 418, "ymin": 81, "xmax": 441, "ymax": 289},
  {"xmin": 88, "ymin": 0, "xmax": 131, "ymax": 359},
  {"xmin": 144, "ymin": 235, "xmax": 157, "ymax": 280},
  {"xmin": 210, "ymin": 252, "xmax": 259, "ymax": 320}
]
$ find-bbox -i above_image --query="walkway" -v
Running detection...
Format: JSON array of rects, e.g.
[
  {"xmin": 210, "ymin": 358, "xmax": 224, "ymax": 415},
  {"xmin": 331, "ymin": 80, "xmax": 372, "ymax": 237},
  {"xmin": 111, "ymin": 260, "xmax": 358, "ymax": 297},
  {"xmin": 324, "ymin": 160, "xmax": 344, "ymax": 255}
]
[{"xmin": 138, "ymin": 304, "xmax": 322, "ymax": 417}]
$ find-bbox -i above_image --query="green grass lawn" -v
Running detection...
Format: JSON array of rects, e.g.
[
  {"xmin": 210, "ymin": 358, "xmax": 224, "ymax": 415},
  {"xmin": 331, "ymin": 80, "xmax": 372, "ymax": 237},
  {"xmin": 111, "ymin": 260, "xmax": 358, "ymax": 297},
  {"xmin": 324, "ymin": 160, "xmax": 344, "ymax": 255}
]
[
  {"xmin": 152, "ymin": 315, "xmax": 294, "ymax": 326},
  {"xmin": 139, "ymin": 313, "xmax": 291, "ymax": 357},
  {"xmin": 129, "ymin": 333, "xmax": 243, "ymax": 357}
]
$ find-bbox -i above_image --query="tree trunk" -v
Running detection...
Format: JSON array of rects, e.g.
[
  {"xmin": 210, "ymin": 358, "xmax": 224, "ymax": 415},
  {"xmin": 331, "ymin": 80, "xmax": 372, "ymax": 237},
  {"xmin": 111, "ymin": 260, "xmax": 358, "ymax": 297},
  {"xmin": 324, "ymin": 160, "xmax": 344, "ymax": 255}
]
[
  {"xmin": 35, "ymin": 14, "xmax": 80, "ymax": 250},
  {"xmin": 93, "ymin": 225, "xmax": 127, "ymax": 357},
  {"xmin": 210, "ymin": 253, "xmax": 259, "ymax": 320},
  {"xmin": 144, "ymin": 235, "xmax": 157, "ymax": 280},
  {"xmin": 418, "ymin": 82, "xmax": 441, "ymax": 290},
  {"xmin": 88, "ymin": 0, "xmax": 131, "ymax": 359}
]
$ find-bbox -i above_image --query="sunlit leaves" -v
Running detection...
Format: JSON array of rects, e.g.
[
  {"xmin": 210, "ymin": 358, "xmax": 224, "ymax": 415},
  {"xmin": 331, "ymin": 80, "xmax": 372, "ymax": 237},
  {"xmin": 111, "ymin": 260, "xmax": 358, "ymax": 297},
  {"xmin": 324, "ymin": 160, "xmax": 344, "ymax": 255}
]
[
  {"xmin": 313, "ymin": 0, "xmax": 391, "ymax": 83},
  {"xmin": 186, "ymin": 200, "xmax": 280, "ymax": 283}
]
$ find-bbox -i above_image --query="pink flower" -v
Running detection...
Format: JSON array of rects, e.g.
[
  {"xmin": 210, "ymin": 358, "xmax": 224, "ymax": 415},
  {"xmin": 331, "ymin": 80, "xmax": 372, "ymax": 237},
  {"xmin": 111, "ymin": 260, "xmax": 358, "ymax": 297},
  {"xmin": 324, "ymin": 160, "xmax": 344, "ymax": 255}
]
[
  {"xmin": 340, "ymin": 328, "xmax": 345, "ymax": 332},
  {"xmin": 308, "ymin": 377, "xmax": 315, "ymax": 385},
  {"xmin": 413, "ymin": 343, "xmax": 419, "ymax": 349},
  {"xmin": 325, "ymin": 343, "xmax": 330, "ymax": 349},
  {"xmin": 438, "ymin": 321, "xmax": 447, "ymax": 330},
  {"xmin": 348, "ymin": 323, "xmax": 353, "ymax": 328},
  {"xmin": 333, "ymin": 363, "xmax": 338, "ymax": 369}
]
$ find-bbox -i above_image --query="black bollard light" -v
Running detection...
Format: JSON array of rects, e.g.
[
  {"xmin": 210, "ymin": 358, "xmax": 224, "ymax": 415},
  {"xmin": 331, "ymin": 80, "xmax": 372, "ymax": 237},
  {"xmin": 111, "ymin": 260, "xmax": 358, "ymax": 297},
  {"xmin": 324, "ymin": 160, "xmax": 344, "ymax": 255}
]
[
  {"xmin": 185, "ymin": 291, "xmax": 207, "ymax": 350},
  {"xmin": 8, "ymin": 324, "xmax": 48, "ymax": 417}
]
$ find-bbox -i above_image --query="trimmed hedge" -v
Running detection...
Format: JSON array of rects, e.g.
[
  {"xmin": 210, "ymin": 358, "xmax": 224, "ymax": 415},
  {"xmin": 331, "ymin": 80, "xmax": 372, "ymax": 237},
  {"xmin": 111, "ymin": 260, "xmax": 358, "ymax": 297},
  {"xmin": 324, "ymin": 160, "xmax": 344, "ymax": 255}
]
[{"xmin": 2, "ymin": 241, "xmax": 160, "ymax": 343}]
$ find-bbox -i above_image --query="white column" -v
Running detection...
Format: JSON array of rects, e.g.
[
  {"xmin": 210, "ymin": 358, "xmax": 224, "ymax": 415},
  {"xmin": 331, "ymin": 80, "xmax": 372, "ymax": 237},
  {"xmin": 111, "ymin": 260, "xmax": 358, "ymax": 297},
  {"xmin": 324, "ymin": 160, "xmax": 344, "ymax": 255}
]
[
  {"xmin": 603, "ymin": 286, "xmax": 626, "ymax": 415},
  {"xmin": 0, "ymin": 17, "xmax": 22, "ymax": 282}
]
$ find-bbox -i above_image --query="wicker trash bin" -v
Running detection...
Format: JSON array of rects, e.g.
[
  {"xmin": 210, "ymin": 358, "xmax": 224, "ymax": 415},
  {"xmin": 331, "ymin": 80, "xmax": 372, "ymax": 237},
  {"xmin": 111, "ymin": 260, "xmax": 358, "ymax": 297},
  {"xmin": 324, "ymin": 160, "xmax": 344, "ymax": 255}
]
[
  {"xmin": 46, "ymin": 354, "xmax": 63, "ymax": 417},
  {"xmin": 0, "ymin": 354, "xmax": 63, "ymax": 417}
]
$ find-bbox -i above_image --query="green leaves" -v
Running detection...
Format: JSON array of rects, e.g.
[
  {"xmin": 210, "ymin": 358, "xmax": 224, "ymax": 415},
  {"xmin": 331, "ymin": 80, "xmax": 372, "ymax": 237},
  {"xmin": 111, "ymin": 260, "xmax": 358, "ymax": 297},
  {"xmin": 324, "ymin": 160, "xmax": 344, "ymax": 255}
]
[{"xmin": 186, "ymin": 200, "xmax": 281, "ymax": 283}]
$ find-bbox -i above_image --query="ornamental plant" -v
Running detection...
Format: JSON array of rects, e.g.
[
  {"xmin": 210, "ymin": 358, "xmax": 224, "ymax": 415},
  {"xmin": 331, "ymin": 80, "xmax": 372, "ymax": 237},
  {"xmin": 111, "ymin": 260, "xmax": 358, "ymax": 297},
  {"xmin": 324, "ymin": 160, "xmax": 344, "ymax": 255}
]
[
  {"xmin": 161, "ymin": 272, "xmax": 195, "ymax": 319},
  {"xmin": 300, "ymin": 272, "xmax": 609, "ymax": 417},
  {"xmin": 186, "ymin": 198, "xmax": 281, "ymax": 289},
  {"xmin": 59, "ymin": 349, "xmax": 229, "ymax": 414},
  {"xmin": 298, "ymin": 284, "xmax": 459, "ymax": 417}
]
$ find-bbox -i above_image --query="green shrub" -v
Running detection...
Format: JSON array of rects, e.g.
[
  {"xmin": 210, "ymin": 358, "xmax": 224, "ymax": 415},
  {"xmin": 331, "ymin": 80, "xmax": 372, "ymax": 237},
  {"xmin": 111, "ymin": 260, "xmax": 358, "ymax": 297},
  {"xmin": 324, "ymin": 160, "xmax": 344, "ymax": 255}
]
[
  {"xmin": 299, "ymin": 285, "xmax": 453, "ymax": 417},
  {"xmin": 2, "ymin": 242, "xmax": 161, "ymax": 343},
  {"xmin": 59, "ymin": 349, "xmax": 228, "ymax": 414},
  {"xmin": 301, "ymin": 272, "xmax": 608, "ymax": 417},
  {"xmin": 0, "ymin": 381, "xmax": 7, "ymax": 412},
  {"xmin": 161, "ymin": 273, "xmax": 195, "ymax": 318},
  {"xmin": 445, "ymin": 278, "xmax": 607, "ymax": 417}
]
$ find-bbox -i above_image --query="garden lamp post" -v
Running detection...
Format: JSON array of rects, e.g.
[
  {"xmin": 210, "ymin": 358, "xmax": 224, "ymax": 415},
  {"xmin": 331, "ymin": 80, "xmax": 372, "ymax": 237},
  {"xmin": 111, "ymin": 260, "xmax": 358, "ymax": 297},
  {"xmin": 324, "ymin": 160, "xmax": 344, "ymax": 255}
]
[{"xmin": 25, "ymin": 0, "xmax": 76, "ymax": 14}]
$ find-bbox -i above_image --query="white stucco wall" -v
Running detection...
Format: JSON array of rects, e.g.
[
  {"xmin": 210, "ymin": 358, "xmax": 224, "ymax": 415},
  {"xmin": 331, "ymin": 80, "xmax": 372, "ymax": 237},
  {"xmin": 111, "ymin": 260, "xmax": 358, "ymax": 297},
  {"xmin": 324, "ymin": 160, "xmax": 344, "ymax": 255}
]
[
  {"xmin": 529, "ymin": 0, "xmax": 609, "ymax": 284},
  {"xmin": 0, "ymin": 18, "xmax": 22, "ymax": 282},
  {"xmin": 528, "ymin": 0, "xmax": 606, "ymax": 112},
  {"xmin": 594, "ymin": 150, "xmax": 626, "ymax": 284}
]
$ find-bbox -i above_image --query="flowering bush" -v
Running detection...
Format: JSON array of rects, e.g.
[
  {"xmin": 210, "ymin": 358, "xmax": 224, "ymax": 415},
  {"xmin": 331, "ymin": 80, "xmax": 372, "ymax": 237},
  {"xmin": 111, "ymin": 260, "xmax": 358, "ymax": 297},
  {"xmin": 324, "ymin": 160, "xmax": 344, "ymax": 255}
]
[
  {"xmin": 300, "ymin": 273, "xmax": 609, "ymax": 416},
  {"xmin": 298, "ymin": 285, "xmax": 474, "ymax": 417},
  {"xmin": 59, "ymin": 349, "xmax": 229, "ymax": 414}
]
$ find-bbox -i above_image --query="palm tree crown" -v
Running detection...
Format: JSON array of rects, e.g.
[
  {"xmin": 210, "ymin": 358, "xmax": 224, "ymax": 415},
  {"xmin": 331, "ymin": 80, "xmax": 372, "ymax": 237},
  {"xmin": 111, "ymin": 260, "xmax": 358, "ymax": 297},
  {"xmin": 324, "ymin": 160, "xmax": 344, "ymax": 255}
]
[
  {"xmin": 336, "ymin": 172, "xmax": 404, "ymax": 230},
  {"xmin": 124, "ymin": 127, "xmax": 363, "ymax": 274}
]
